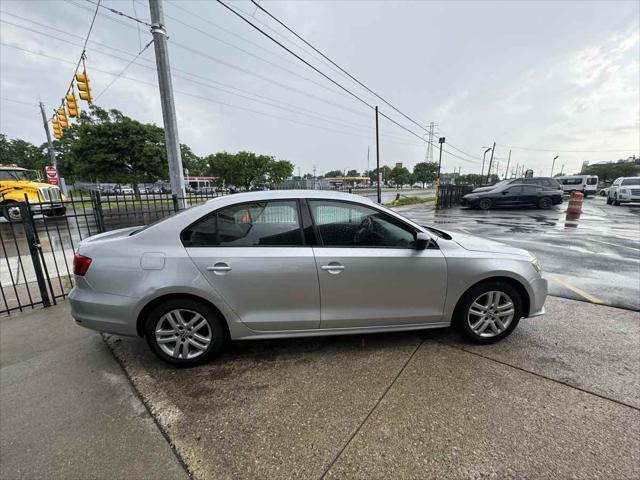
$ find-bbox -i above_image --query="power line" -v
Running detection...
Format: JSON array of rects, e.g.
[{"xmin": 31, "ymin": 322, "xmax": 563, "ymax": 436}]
[
  {"xmin": 215, "ymin": 0, "xmax": 479, "ymax": 165},
  {"xmin": 0, "ymin": 41, "xmax": 425, "ymax": 147},
  {"xmin": 93, "ymin": 39, "xmax": 154, "ymax": 101},
  {"xmin": 250, "ymin": 0, "xmax": 432, "ymax": 134},
  {"xmin": 83, "ymin": 0, "xmax": 151, "ymax": 27}
]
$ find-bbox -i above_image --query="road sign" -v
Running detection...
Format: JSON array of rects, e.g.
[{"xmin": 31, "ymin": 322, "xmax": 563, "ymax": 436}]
[{"xmin": 45, "ymin": 165, "xmax": 59, "ymax": 186}]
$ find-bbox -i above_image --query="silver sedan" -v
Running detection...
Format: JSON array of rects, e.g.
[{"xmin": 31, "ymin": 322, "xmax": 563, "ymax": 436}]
[{"xmin": 70, "ymin": 190, "xmax": 547, "ymax": 365}]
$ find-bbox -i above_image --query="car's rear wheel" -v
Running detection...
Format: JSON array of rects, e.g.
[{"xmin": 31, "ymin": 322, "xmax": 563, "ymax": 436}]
[
  {"xmin": 537, "ymin": 197, "xmax": 552, "ymax": 209},
  {"xmin": 479, "ymin": 198, "xmax": 492, "ymax": 210},
  {"xmin": 454, "ymin": 281, "xmax": 523, "ymax": 344},
  {"xmin": 144, "ymin": 298, "xmax": 226, "ymax": 366}
]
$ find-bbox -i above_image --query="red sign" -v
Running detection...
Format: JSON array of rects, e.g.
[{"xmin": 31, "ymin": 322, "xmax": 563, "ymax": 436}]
[{"xmin": 45, "ymin": 165, "xmax": 59, "ymax": 186}]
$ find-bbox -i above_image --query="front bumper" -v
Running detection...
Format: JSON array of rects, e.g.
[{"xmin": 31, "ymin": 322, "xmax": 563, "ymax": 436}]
[
  {"xmin": 527, "ymin": 276, "xmax": 548, "ymax": 318},
  {"xmin": 69, "ymin": 284, "xmax": 139, "ymax": 336},
  {"xmin": 618, "ymin": 193, "xmax": 640, "ymax": 202}
]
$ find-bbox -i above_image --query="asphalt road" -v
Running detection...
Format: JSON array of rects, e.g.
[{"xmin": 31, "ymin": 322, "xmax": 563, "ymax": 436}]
[
  {"xmin": 107, "ymin": 296, "xmax": 640, "ymax": 479},
  {"xmin": 398, "ymin": 196, "xmax": 640, "ymax": 311}
]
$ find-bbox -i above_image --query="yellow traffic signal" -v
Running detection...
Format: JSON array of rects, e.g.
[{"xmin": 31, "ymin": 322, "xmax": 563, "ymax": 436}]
[
  {"xmin": 56, "ymin": 109, "xmax": 69, "ymax": 129},
  {"xmin": 75, "ymin": 71, "xmax": 93, "ymax": 103},
  {"xmin": 52, "ymin": 118, "xmax": 62, "ymax": 138},
  {"xmin": 66, "ymin": 92, "xmax": 79, "ymax": 118}
]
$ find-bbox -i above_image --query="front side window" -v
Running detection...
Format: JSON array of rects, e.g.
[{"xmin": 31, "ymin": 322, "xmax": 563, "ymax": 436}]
[
  {"xmin": 182, "ymin": 200, "xmax": 303, "ymax": 247},
  {"xmin": 309, "ymin": 200, "xmax": 415, "ymax": 248}
]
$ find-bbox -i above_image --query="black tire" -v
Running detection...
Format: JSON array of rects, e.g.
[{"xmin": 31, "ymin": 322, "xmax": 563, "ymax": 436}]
[
  {"xmin": 606, "ymin": 196, "xmax": 613, "ymax": 205},
  {"xmin": 1, "ymin": 202, "xmax": 23, "ymax": 223},
  {"xmin": 478, "ymin": 198, "xmax": 492, "ymax": 210},
  {"xmin": 613, "ymin": 194, "xmax": 621, "ymax": 206},
  {"xmin": 600, "ymin": 190, "xmax": 606, "ymax": 197},
  {"xmin": 144, "ymin": 298, "xmax": 226, "ymax": 366},
  {"xmin": 453, "ymin": 280, "xmax": 523, "ymax": 344},
  {"xmin": 537, "ymin": 197, "xmax": 552, "ymax": 209}
]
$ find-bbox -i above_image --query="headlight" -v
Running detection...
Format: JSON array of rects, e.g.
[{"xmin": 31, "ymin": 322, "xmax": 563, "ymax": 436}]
[
  {"xmin": 531, "ymin": 258, "xmax": 543, "ymax": 273},
  {"xmin": 620, "ymin": 188, "xmax": 629, "ymax": 194}
]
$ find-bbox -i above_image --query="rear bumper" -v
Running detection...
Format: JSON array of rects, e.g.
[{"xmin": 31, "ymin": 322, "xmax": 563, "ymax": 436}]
[{"xmin": 69, "ymin": 285, "xmax": 139, "ymax": 336}]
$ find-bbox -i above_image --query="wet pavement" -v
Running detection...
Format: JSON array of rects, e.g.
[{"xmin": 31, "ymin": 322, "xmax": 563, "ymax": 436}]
[
  {"xmin": 398, "ymin": 196, "xmax": 640, "ymax": 311},
  {"xmin": 107, "ymin": 296, "xmax": 640, "ymax": 479}
]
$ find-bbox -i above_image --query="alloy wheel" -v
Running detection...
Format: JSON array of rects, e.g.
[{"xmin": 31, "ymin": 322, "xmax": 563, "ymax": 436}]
[
  {"xmin": 5, "ymin": 205, "xmax": 22, "ymax": 222},
  {"xmin": 467, "ymin": 291, "xmax": 515, "ymax": 338},
  {"xmin": 155, "ymin": 309, "xmax": 212, "ymax": 359}
]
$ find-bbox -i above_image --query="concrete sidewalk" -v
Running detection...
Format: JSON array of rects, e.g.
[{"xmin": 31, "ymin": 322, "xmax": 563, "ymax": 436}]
[
  {"xmin": 0, "ymin": 305, "xmax": 188, "ymax": 480},
  {"xmin": 108, "ymin": 296, "xmax": 640, "ymax": 479}
]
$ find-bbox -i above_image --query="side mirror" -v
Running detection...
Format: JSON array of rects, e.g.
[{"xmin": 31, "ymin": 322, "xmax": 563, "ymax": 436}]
[{"xmin": 416, "ymin": 232, "xmax": 430, "ymax": 250}]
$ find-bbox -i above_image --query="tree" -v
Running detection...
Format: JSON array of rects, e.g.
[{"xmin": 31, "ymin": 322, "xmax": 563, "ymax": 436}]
[
  {"xmin": 0, "ymin": 134, "xmax": 48, "ymax": 174},
  {"xmin": 325, "ymin": 169, "xmax": 344, "ymax": 178},
  {"xmin": 368, "ymin": 165, "xmax": 391, "ymax": 184},
  {"xmin": 206, "ymin": 151, "xmax": 293, "ymax": 190},
  {"xmin": 347, "ymin": 169, "xmax": 359, "ymax": 177},
  {"xmin": 389, "ymin": 165, "xmax": 411, "ymax": 188},
  {"xmin": 68, "ymin": 106, "xmax": 168, "ymax": 190},
  {"xmin": 584, "ymin": 161, "xmax": 640, "ymax": 183},
  {"xmin": 181, "ymin": 144, "xmax": 208, "ymax": 176},
  {"xmin": 413, "ymin": 162, "xmax": 438, "ymax": 187}
]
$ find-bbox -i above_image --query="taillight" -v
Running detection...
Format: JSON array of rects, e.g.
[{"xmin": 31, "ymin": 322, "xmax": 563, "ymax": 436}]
[{"xmin": 73, "ymin": 253, "xmax": 92, "ymax": 276}]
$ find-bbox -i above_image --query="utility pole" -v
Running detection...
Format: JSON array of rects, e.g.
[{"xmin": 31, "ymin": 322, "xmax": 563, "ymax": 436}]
[
  {"xmin": 149, "ymin": 0, "xmax": 185, "ymax": 203},
  {"xmin": 505, "ymin": 150, "xmax": 511, "ymax": 181},
  {"xmin": 485, "ymin": 141, "xmax": 496, "ymax": 184},
  {"xmin": 437, "ymin": 137, "xmax": 445, "ymax": 180},
  {"xmin": 39, "ymin": 102, "xmax": 57, "ymax": 168},
  {"xmin": 375, "ymin": 106, "xmax": 381, "ymax": 203}
]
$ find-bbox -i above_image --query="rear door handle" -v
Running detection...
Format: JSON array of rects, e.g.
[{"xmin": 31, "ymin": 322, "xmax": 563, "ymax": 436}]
[{"xmin": 321, "ymin": 265, "xmax": 344, "ymax": 270}]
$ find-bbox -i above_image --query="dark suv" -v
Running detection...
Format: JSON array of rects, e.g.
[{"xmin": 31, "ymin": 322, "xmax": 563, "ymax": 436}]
[{"xmin": 472, "ymin": 177, "xmax": 562, "ymax": 194}]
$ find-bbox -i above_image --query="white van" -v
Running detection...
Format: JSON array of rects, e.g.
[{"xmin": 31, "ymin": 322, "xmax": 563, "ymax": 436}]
[{"xmin": 555, "ymin": 175, "xmax": 598, "ymax": 196}]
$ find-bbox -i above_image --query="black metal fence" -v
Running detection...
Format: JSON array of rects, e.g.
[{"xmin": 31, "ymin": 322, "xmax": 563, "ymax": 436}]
[
  {"xmin": 0, "ymin": 190, "xmax": 221, "ymax": 316},
  {"xmin": 436, "ymin": 184, "xmax": 474, "ymax": 209}
]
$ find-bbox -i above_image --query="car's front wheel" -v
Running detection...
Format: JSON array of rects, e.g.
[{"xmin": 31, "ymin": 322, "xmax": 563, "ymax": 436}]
[
  {"xmin": 478, "ymin": 198, "xmax": 492, "ymax": 210},
  {"xmin": 144, "ymin": 298, "xmax": 226, "ymax": 366},
  {"xmin": 454, "ymin": 281, "xmax": 523, "ymax": 344},
  {"xmin": 2, "ymin": 202, "xmax": 23, "ymax": 223}
]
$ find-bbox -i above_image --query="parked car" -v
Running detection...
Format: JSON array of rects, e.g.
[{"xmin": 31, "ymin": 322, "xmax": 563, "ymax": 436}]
[
  {"xmin": 607, "ymin": 177, "xmax": 640, "ymax": 205},
  {"xmin": 462, "ymin": 184, "xmax": 563, "ymax": 210},
  {"xmin": 70, "ymin": 190, "xmax": 547, "ymax": 366},
  {"xmin": 599, "ymin": 187, "xmax": 610, "ymax": 197},
  {"xmin": 472, "ymin": 177, "xmax": 562, "ymax": 194},
  {"xmin": 555, "ymin": 175, "xmax": 598, "ymax": 196}
]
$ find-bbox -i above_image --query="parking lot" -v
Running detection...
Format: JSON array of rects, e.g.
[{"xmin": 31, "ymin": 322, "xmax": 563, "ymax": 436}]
[{"xmin": 400, "ymin": 195, "xmax": 640, "ymax": 311}]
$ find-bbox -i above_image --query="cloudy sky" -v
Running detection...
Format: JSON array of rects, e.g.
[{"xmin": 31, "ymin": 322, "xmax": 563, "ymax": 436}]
[{"xmin": 1, "ymin": 0, "xmax": 638, "ymax": 177}]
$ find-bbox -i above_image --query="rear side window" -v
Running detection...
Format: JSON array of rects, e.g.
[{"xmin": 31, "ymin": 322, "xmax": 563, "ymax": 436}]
[{"xmin": 181, "ymin": 200, "xmax": 303, "ymax": 247}]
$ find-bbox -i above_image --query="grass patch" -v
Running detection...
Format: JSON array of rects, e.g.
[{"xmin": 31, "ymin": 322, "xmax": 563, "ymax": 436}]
[{"xmin": 385, "ymin": 196, "xmax": 435, "ymax": 207}]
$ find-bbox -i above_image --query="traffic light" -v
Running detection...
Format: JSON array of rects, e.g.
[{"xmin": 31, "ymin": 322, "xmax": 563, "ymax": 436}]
[
  {"xmin": 75, "ymin": 71, "xmax": 93, "ymax": 103},
  {"xmin": 66, "ymin": 91, "xmax": 79, "ymax": 118},
  {"xmin": 56, "ymin": 107, "xmax": 69, "ymax": 128},
  {"xmin": 52, "ymin": 118, "xmax": 62, "ymax": 139}
]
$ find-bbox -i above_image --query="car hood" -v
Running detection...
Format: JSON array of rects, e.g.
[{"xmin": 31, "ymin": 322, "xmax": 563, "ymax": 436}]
[{"xmin": 443, "ymin": 230, "xmax": 533, "ymax": 258}]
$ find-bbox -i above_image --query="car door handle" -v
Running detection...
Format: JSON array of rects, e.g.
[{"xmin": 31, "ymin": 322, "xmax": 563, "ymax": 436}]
[
  {"xmin": 207, "ymin": 263, "xmax": 231, "ymax": 272},
  {"xmin": 321, "ymin": 264, "xmax": 344, "ymax": 271}
]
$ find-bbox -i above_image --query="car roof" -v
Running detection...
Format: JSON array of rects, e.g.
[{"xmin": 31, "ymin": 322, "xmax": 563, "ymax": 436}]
[{"xmin": 205, "ymin": 189, "xmax": 377, "ymax": 204}]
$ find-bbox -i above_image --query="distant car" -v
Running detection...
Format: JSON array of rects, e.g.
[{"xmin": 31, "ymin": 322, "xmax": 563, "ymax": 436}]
[
  {"xmin": 607, "ymin": 177, "xmax": 640, "ymax": 206},
  {"xmin": 69, "ymin": 190, "xmax": 547, "ymax": 365},
  {"xmin": 555, "ymin": 175, "xmax": 598, "ymax": 197},
  {"xmin": 462, "ymin": 184, "xmax": 563, "ymax": 210},
  {"xmin": 472, "ymin": 177, "xmax": 562, "ymax": 194},
  {"xmin": 599, "ymin": 187, "xmax": 609, "ymax": 197}
]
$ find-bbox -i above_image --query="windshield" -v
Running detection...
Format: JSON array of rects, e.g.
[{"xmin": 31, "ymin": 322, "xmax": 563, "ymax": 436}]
[
  {"xmin": 621, "ymin": 178, "xmax": 640, "ymax": 185},
  {"xmin": 0, "ymin": 169, "xmax": 39, "ymax": 181}
]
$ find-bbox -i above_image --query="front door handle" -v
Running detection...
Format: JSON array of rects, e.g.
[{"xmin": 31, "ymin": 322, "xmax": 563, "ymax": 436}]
[
  {"xmin": 321, "ymin": 263, "xmax": 344, "ymax": 274},
  {"xmin": 207, "ymin": 262, "xmax": 231, "ymax": 274}
]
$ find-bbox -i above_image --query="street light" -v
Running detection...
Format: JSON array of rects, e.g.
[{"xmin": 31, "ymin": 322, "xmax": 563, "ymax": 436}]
[
  {"xmin": 481, "ymin": 147, "xmax": 492, "ymax": 181},
  {"xmin": 551, "ymin": 155, "xmax": 559, "ymax": 177}
]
